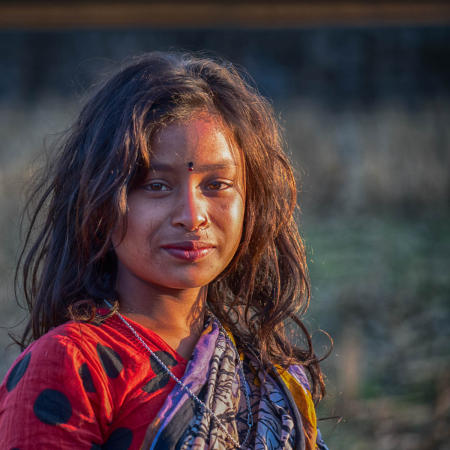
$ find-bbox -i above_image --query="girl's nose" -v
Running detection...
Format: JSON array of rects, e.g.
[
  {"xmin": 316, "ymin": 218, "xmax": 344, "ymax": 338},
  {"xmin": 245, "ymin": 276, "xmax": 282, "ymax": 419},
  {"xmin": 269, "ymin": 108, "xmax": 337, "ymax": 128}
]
[{"xmin": 171, "ymin": 186, "xmax": 209, "ymax": 231}]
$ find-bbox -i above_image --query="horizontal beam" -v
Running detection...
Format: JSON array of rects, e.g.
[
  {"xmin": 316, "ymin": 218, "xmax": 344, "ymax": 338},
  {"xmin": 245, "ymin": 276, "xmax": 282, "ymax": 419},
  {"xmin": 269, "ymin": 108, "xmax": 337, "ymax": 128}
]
[{"xmin": 0, "ymin": 2, "xmax": 449, "ymax": 29}]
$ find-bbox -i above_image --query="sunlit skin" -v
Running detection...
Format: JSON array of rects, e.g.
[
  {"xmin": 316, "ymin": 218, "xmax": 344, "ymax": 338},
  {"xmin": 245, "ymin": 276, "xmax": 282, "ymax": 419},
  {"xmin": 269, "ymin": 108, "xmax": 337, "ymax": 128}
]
[{"xmin": 112, "ymin": 114, "xmax": 245, "ymax": 358}]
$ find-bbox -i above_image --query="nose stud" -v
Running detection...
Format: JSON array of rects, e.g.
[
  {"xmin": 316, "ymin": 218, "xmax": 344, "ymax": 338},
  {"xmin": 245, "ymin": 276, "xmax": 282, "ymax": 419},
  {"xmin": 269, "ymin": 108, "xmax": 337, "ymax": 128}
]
[{"xmin": 188, "ymin": 162, "xmax": 194, "ymax": 171}]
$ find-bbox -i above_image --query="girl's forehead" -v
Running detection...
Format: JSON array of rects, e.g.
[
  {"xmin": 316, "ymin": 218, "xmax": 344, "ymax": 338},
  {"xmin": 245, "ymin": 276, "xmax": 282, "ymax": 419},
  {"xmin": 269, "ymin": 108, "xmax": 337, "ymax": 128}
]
[{"xmin": 150, "ymin": 115, "xmax": 242, "ymax": 169}]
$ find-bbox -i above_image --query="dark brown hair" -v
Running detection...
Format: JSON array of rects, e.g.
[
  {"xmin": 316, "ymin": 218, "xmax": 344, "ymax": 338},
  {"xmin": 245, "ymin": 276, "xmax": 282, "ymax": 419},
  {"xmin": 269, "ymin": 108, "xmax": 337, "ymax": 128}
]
[{"xmin": 18, "ymin": 52, "xmax": 326, "ymax": 401}]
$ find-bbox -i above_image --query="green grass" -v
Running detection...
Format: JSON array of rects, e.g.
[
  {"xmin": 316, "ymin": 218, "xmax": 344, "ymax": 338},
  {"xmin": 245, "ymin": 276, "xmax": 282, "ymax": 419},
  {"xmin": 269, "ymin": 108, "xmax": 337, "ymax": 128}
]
[{"xmin": 302, "ymin": 213, "xmax": 450, "ymax": 449}]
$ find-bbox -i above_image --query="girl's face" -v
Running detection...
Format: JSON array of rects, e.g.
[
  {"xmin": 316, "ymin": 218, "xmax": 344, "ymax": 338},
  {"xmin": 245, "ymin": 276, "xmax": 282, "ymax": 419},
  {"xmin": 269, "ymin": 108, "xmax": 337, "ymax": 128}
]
[{"xmin": 112, "ymin": 114, "xmax": 245, "ymax": 295}]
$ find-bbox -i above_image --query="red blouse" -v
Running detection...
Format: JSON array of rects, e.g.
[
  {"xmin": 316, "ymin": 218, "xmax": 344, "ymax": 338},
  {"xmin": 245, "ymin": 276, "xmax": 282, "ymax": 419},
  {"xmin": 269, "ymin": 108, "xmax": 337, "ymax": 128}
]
[{"xmin": 0, "ymin": 316, "xmax": 187, "ymax": 449}]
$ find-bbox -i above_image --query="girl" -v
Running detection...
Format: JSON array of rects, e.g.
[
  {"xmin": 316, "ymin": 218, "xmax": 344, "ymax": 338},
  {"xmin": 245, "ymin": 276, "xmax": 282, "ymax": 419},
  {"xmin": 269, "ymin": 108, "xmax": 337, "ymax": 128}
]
[{"xmin": 0, "ymin": 52, "xmax": 328, "ymax": 449}]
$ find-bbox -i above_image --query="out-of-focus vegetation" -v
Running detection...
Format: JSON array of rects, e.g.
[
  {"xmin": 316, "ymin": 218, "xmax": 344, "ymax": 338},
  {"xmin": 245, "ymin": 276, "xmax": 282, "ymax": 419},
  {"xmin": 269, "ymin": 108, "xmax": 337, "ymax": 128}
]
[
  {"xmin": 290, "ymin": 99, "xmax": 450, "ymax": 449},
  {"xmin": 0, "ymin": 27, "xmax": 449, "ymax": 449},
  {"xmin": 306, "ymin": 215, "xmax": 449, "ymax": 449}
]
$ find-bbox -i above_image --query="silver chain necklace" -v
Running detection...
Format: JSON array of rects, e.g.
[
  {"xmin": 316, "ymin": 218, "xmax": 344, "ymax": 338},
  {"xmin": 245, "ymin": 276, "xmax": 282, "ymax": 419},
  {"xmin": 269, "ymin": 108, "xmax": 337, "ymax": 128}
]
[{"xmin": 103, "ymin": 300, "xmax": 253, "ymax": 449}]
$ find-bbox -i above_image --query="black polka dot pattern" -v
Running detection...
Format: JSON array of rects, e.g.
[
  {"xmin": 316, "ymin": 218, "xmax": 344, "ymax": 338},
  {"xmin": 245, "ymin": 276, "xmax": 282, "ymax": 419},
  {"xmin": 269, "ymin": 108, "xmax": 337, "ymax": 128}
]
[
  {"xmin": 142, "ymin": 351, "xmax": 178, "ymax": 394},
  {"xmin": 34, "ymin": 389, "xmax": 72, "ymax": 425},
  {"xmin": 103, "ymin": 427, "xmax": 133, "ymax": 449},
  {"xmin": 6, "ymin": 352, "xmax": 31, "ymax": 392},
  {"xmin": 79, "ymin": 363, "xmax": 96, "ymax": 393},
  {"xmin": 150, "ymin": 351, "xmax": 178, "ymax": 371},
  {"xmin": 96, "ymin": 344, "xmax": 123, "ymax": 378},
  {"xmin": 142, "ymin": 371, "xmax": 172, "ymax": 394}
]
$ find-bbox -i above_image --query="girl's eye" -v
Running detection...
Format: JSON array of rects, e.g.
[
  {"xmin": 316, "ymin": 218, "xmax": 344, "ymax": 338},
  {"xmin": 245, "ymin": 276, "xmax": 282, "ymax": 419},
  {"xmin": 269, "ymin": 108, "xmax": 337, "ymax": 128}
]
[
  {"xmin": 144, "ymin": 182, "xmax": 170, "ymax": 192},
  {"xmin": 206, "ymin": 181, "xmax": 231, "ymax": 191}
]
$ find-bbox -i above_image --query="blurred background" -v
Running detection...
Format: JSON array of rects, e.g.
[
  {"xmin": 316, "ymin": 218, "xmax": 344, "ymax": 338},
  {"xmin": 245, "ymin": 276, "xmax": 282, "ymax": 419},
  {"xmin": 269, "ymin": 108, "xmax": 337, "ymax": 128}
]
[{"xmin": 0, "ymin": 1, "xmax": 449, "ymax": 448}]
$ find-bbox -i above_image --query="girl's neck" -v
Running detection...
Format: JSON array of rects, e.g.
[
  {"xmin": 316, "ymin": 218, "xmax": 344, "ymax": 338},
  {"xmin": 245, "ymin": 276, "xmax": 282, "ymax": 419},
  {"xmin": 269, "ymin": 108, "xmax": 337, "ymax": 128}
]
[{"xmin": 115, "ymin": 284, "xmax": 207, "ymax": 359}]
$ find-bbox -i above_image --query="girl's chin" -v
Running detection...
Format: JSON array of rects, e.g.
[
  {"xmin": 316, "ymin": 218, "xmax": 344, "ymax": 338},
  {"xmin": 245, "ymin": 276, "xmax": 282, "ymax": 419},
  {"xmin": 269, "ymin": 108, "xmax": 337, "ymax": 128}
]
[
  {"xmin": 145, "ymin": 273, "xmax": 217, "ymax": 291},
  {"xmin": 155, "ymin": 264, "xmax": 224, "ymax": 288}
]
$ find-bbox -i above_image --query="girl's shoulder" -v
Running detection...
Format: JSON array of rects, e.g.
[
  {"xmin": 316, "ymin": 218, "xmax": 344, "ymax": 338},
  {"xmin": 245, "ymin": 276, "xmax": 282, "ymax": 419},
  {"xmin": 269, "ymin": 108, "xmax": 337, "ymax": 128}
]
[
  {"xmin": 17, "ymin": 314, "xmax": 146, "ymax": 357},
  {"xmin": 11, "ymin": 319, "xmax": 119, "ymax": 364},
  {"xmin": 2, "ymin": 315, "xmax": 186, "ymax": 395},
  {"xmin": 2, "ymin": 316, "xmax": 141, "ymax": 393},
  {"xmin": 32, "ymin": 319, "xmax": 108, "ymax": 345},
  {"xmin": 1, "ymin": 320, "xmax": 113, "ymax": 393}
]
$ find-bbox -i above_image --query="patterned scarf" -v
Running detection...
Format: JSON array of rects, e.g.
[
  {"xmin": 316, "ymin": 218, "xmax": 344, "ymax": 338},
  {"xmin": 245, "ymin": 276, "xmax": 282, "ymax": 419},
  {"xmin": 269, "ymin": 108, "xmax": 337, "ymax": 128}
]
[{"xmin": 145, "ymin": 316, "xmax": 318, "ymax": 449}]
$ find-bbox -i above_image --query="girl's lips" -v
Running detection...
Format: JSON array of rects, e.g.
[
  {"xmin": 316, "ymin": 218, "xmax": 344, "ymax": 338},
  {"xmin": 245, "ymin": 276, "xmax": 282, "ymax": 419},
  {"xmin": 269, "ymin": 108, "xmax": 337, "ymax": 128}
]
[{"xmin": 161, "ymin": 242, "xmax": 215, "ymax": 262}]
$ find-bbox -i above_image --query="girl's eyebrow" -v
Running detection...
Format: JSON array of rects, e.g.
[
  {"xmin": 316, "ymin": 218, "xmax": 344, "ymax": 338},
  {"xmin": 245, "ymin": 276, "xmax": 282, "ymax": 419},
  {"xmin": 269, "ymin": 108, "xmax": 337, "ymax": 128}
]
[{"xmin": 149, "ymin": 162, "xmax": 237, "ymax": 173}]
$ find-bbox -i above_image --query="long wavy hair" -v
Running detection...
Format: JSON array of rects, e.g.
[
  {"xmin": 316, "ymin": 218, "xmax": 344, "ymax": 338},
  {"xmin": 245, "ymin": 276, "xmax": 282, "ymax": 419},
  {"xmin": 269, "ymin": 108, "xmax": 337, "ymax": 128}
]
[{"xmin": 17, "ymin": 52, "xmax": 326, "ymax": 401}]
